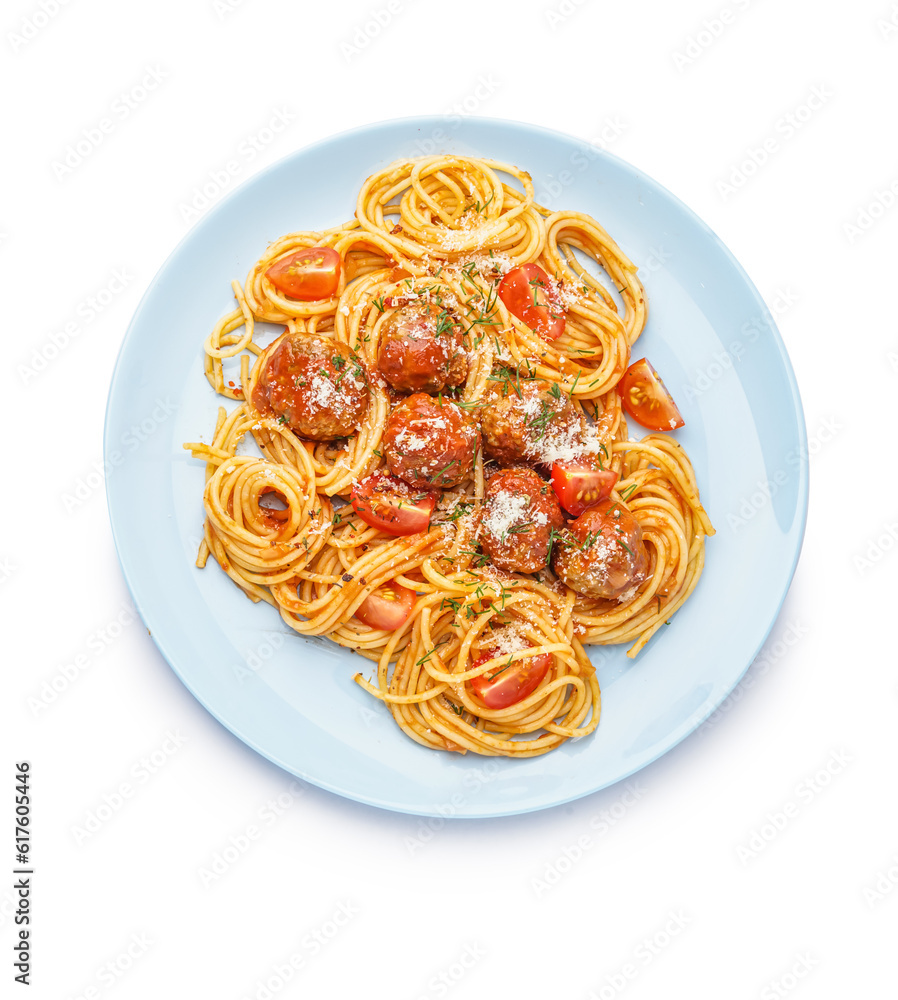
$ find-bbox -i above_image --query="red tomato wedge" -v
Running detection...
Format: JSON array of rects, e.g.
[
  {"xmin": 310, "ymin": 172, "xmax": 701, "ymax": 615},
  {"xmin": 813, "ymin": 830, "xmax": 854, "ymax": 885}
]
[
  {"xmin": 354, "ymin": 583, "xmax": 415, "ymax": 630},
  {"xmin": 265, "ymin": 247, "xmax": 341, "ymax": 300},
  {"xmin": 470, "ymin": 646, "xmax": 553, "ymax": 709},
  {"xmin": 350, "ymin": 474, "xmax": 438, "ymax": 536},
  {"xmin": 551, "ymin": 461, "xmax": 619, "ymax": 517},
  {"xmin": 616, "ymin": 358, "xmax": 685, "ymax": 432},
  {"xmin": 498, "ymin": 263, "xmax": 566, "ymax": 341}
]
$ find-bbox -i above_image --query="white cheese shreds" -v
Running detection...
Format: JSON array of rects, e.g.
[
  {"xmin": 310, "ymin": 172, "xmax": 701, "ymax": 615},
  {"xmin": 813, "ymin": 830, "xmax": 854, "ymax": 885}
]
[
  {"xmin": 482, "ymin": 490, "xmax": 530, "ymax": 539},
  {"xmin": 554, "ymin": 277, "xmax": 589, "ymax": 311},
  {"xmin": 394, "ymin": 430, "xmax": 429, "ymax": 452},
  {"xmin": 581, "ymin": 536, "xmax": 614, "ymax": 586},
  {"xmin": 488, "ymin": 626, "xmax": 529, "ymax": 657},
  {"xmin": 306, "ymin": 372, "xmax": 339, "ymax": 412},
  {"xmin": 519, "ymin": 400, "xmax": 604, "ymax": 466}
]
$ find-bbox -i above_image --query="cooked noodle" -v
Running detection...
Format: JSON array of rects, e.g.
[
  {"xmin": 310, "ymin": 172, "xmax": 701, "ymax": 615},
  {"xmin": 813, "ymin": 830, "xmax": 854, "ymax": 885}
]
[{"xmin": 184, "ymin": 154, "xmax": 714, "ymax": 757}]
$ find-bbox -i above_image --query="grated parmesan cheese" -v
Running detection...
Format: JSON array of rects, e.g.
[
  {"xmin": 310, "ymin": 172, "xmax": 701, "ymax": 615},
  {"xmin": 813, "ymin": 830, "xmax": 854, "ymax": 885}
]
[
  {"xmin": 516, "ymin": 390, "xmax": 604, "ymax": 466},
  {"xmin": 487, "ymin": 626, "xmax": 529, "ymax": 657},
  {"xmin": 394, "ymin": 429, "xmax": 429, "ymax": 452},
  {"xmin": 482, "ymin": 490, "xmax": 530, "ymax": 539}
]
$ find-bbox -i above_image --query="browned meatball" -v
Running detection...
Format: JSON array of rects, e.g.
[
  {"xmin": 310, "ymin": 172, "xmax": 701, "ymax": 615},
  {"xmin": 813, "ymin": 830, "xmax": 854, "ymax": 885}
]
[
  {"xmin": 552, "ymin": 497, "xmax": 649, "ymax": 599},
  {"xmin": 383, "ymin": 393, "xmax": 479, "ymax": 488},
  {"xmin": 377, "ymin": 304, "xmax": 468, "ymax": 393},
  {"xmin": 481, "ymin": 374, "xmax": 584, "ymax": 466},
  {"xmin": 480, "ymin": 468, "xmax": 565, "ymax": 574},
  {"xmin": 252, "ymin": 333, "xmax": 368, "ymax": 441}
]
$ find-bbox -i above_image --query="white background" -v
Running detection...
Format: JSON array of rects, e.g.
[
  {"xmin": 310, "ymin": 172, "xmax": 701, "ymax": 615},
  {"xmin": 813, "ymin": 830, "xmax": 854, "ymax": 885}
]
[{"xmin": 3, "ymin": 0, "xmax": 897, "ymax": 997}]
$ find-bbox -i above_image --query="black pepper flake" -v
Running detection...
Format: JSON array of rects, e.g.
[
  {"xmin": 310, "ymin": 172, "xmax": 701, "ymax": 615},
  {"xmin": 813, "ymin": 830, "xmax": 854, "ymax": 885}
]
[{"xmin": 342, "ymin": 573, "xmax": 354, "ymax": 582}]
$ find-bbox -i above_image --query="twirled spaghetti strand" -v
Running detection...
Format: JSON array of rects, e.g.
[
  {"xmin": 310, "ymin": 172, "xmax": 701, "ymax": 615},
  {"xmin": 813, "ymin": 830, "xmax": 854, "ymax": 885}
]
[{"xmin": 183, "ymin": 155, "xmax": 713, "ymax": 757}]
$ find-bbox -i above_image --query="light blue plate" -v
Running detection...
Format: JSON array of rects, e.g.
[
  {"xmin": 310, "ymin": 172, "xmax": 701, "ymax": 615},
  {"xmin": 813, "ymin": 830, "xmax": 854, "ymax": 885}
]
[{"xmin": 105, "ymin": 116, "xmax": 807, "ymax": 817}]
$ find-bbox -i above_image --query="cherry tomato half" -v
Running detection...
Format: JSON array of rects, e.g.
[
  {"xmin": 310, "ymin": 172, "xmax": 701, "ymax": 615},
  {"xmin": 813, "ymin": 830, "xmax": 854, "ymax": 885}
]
[
  {"xmin": 265, "ymin": 247, "xmax": 342, "ymax": 301},
  {"xmin": 616, "ymin": 358, "xmax": 685, "ymax": 432},
  {"xmin": 498, "ymin": 263, "xmax": 566, "ymax": 341},
  {"xmin": 470, "ymin": 646, "xmax": 553, "ymax": 709},
  {"xmin": 551, "ymin": 461, "xmax": 619, "ymax": 517},
  {"xmin": 354, "ymin": 583, "xmax": 416, "ymax": 630},
  {"xmin": 350, "ymin": 473, "xmax": 438, "ymax": 536}
]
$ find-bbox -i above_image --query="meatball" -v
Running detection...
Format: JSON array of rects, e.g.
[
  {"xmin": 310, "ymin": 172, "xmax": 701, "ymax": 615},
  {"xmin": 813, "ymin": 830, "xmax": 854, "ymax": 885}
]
[
  {"xmin": 480, "ymin": 374, "xmax": 584, "ymax": 466},
  {"xmin": 383, "ymin": 393, "xmax": 479, "ymax": 488},
  {"xmin": 251, "ymin": 333, "xmax": 368, "ymax": 441},
  {"xmin": 480, "ymin": 468, "xmax": 565, "ymax": 574},
  {"xmin": 552, "ymin": 497, "xmax": 649, "ymax": 600},
  {"xmin": 377, "ymin": 304, "xmax": 468, "ymax": 393}
]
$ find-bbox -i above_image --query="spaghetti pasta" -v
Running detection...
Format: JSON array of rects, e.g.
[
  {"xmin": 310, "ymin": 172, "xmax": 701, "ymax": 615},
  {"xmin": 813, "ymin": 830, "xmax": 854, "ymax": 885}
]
[{"xmin": 184, "ymin": 154, "xmax": 714, "ymax": 758}]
